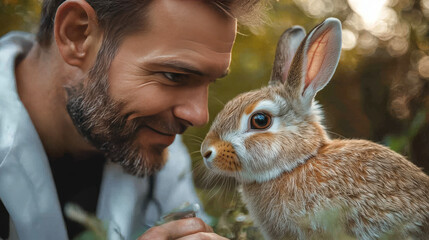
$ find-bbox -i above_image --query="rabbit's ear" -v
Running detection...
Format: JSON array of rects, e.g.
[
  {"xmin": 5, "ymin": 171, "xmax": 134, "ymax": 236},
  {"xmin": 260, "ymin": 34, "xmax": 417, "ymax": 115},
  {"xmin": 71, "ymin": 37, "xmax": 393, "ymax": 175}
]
[
  {"xmin": 269, "ymin": 26, "xmax": 306, "ymax": 86},
  {"xmin": 286, "ymin": 18, "xmax": 342, "ymax": 107}
]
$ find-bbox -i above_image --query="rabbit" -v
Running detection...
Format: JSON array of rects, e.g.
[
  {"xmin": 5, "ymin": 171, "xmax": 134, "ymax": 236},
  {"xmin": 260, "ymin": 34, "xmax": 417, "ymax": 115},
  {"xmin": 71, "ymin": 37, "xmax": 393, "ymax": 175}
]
[{"xmin": 200, "ymin": 18, "xmax": 429, "ymax": 240}]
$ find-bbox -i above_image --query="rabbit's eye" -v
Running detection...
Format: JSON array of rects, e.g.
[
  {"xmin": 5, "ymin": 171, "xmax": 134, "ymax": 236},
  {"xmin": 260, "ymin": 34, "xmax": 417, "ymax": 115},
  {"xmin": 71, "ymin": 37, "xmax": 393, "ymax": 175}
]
[{"xmin": 250, "ymin": 112, "xmax": 272, "ymax": 129}]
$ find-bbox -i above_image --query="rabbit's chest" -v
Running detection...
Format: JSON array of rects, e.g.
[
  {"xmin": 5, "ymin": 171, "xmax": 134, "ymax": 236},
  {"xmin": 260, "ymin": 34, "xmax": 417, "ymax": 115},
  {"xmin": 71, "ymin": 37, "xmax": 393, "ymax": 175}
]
[{"xmin": 241, "ymin": 181, "xmax": 331, "ymax": 240}]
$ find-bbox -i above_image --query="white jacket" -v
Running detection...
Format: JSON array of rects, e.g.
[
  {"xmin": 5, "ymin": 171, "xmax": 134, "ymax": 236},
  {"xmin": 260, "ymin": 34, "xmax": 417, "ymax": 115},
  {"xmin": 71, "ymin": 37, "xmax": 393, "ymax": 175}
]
[{"xmin": 0, "ymin": 32, "xmax": 207, "ymax": 240}]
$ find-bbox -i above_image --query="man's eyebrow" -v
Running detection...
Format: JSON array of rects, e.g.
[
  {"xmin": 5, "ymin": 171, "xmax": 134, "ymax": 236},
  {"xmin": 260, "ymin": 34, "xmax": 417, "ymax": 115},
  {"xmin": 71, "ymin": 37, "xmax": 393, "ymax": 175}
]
[
  {"xmin": 153, "ymin": 60, "xmax": 229, "ymax": 79},
  {"xmin": 158, "ymin": 60, "xmax": 204, "ymax": 76}
]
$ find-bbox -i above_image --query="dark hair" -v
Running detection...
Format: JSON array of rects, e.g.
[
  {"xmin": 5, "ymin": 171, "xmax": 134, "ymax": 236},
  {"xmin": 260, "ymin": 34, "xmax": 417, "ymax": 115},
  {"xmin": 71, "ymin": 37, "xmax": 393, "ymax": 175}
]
[
  {"xmin": 37, "ymin": 0, "xmax": 152, "ymax": 47},
  {"xmin": 36, "ymin": 0, "xmax": 266, "ymax": 48}
]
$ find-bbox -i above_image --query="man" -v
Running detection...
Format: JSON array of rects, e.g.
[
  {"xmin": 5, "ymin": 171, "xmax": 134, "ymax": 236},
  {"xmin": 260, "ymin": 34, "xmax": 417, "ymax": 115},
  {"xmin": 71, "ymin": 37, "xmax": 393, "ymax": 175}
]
[{"xmin": 0, "ymin": 0, "xmax": 263, "ymax": 239}]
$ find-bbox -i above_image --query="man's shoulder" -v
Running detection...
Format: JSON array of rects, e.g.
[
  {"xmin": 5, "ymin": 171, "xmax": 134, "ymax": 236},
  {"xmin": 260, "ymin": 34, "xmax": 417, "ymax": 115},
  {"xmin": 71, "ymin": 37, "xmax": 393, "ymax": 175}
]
[
  {"xmin": 0, "ymin": 31, "xmax": 34, "ymax": 50},
  {"xmin": 0, "ymin": 32, "xmax": 35, "ymax": 164}
]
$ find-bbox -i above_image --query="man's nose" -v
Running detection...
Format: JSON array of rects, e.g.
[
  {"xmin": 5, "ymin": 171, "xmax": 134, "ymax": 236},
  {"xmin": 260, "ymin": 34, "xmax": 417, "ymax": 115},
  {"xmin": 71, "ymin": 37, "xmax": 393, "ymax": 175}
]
[{"xmin": 174, "ymin": 85, "xmax": 209, "ymax": 127}]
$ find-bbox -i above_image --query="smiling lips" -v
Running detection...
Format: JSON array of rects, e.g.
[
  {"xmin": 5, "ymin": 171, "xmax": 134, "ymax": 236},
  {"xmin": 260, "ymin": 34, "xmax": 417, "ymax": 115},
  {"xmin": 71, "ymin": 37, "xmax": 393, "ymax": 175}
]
[
  {"xmin": 147, "ymin": 126, "xmax": 175, "ymax": 136},
  {"xmin": 142, "ymin": 125, "xmax": 184, "ymax": 146},
  {"xmin": 133, "ymin": 117, "xmax": 188, "ymax": 146}
]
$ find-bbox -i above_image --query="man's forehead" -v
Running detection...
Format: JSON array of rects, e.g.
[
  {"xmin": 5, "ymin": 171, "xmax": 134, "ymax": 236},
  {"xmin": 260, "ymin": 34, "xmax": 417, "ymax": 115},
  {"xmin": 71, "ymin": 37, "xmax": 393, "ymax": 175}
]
[
  {"xmin": 118, "ymin": 0, "xmax": 237, "ymax": 80},
  {"xmin": 145, "ymin": 0, "xmax": 237, "ymax": 46}
]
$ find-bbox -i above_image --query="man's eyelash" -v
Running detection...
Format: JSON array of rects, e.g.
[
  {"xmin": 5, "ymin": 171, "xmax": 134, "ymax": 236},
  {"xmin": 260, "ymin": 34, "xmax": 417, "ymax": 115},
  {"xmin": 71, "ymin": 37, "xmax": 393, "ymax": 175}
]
[{"xmin": 161, "ymin": 72, "xmax": 186, "ymax": 82}]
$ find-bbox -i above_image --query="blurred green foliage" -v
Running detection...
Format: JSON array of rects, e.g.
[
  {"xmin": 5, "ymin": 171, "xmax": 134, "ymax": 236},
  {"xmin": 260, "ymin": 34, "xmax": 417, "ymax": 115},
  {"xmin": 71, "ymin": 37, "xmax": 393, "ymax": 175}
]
[
  {"xmin": 3, "ymin": 0, "xmax": 429, "ymax": 238},
  {"xmin": 0, "ymin": 0, "xmax": 40, "ymax": 36}
]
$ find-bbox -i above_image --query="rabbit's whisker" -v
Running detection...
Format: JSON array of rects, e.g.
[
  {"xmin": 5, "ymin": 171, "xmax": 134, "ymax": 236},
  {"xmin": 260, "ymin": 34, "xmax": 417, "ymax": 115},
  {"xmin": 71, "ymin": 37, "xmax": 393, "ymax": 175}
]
[
  {"xmin": 183, "ymin": 133, "xmax": 204, "ymax": 141},
  {"xmin": 212, "ymin": 96, "xmax": 225, "ymax": 107}
]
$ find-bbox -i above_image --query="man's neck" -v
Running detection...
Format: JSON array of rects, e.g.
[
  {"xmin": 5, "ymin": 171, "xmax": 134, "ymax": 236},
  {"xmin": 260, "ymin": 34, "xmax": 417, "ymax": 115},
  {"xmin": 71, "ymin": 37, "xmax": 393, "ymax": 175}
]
[{"xmin": 15, "ymin": 43, "xmax": 98, "ymax": 159}]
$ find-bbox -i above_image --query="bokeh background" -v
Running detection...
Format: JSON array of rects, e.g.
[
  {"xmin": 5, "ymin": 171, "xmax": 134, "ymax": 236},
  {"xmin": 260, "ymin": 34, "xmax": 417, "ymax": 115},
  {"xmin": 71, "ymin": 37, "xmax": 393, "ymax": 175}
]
[{"xmin": 2, "ymin": 0, "xmax": 429, "ymax": 235}]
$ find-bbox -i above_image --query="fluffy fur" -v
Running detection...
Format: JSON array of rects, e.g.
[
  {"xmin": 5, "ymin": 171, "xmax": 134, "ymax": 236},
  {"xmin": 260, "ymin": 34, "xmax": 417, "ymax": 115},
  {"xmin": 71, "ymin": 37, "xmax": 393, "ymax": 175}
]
[{"xmin": 201, "ymin": 18, "xmax": 429, "ymax": 239}]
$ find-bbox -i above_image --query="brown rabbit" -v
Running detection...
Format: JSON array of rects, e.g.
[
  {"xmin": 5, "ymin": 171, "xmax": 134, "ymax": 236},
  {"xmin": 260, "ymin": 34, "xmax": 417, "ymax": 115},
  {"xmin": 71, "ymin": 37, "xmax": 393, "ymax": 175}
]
[{"xmin": 201, "ymin": 18, "xmax": 429, "ymax": 240}]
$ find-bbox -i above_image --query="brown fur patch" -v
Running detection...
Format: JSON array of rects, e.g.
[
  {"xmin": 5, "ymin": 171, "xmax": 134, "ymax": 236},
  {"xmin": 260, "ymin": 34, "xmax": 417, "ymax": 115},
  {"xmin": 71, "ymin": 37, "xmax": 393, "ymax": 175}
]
[
  {"xmin": 318, "ymin": 140, "xmax": 347, "ymax": 155},
  {"xmin": 244, "ymin": 132, "xmax": 274, "ymax": 148},
  {"xmin": 244, "ymin": 101, "xmax": 260, "ymax": 115},
  {"xmin": 311, "ymin": 162, "xmax": 328, "ymax": 183},
  {"xmin": 213, "ymin": 141, "xmax": 241, "ymax": 172},
  {"xmin": 241, "ymin": 139, "xmax": 429, "ymax": 239}
]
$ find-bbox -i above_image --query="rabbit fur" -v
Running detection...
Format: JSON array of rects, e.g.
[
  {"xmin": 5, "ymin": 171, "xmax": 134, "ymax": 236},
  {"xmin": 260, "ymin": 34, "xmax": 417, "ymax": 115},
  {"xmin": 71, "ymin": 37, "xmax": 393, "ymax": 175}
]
[{"xmin": 201, "ymin": 18, "xmax": 429, "ymax": 240}]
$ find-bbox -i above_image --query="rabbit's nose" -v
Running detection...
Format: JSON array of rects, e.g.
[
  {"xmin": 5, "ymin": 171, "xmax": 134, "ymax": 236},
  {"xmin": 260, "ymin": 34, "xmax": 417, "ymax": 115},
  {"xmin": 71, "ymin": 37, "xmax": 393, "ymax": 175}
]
[
  {"xmin": 204, "ymin": 150, "xmax": 212, "ymax": 159},
  {"xmin": 202, "ymin": 147, "xmax": 216, "ymax": 168}
]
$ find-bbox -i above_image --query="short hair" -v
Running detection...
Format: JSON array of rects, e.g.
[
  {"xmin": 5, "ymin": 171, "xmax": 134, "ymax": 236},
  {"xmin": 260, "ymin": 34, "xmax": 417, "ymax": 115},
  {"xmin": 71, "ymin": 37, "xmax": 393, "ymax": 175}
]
[{"xmin": 36, "ymin": 0, "xmax": 266, "ymax": 48}]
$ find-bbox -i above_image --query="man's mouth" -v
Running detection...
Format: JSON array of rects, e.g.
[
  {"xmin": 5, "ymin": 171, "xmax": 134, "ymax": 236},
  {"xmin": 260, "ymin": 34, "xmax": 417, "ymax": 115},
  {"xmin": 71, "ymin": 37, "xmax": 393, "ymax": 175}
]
[
  {"xmin": 134, "ymin": 122, "xmax": 187, "ymax": 147},
  {"xmin": 146, "ymin": 126, "xmax": 176, "ymax": 136}
]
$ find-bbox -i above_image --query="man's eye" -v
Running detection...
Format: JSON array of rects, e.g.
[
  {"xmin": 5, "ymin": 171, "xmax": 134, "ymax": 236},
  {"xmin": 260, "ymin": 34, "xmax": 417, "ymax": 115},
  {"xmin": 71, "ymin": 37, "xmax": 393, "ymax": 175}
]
[{"xmin": 162, "ymin": 72, "xmax": 186, "ymax": 83}]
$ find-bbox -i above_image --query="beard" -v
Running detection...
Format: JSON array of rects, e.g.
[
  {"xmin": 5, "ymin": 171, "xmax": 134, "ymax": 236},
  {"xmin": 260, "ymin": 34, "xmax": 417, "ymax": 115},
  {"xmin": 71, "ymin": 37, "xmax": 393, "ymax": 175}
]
[{"xmin": 65, "ymin": 59, "xmax": 185, "ymax": 177}]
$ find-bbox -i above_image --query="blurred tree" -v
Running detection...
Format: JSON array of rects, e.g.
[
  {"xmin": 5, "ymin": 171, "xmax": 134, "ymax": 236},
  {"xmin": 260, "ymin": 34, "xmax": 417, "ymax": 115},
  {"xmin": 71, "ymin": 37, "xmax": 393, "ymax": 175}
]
[{"xmin": 0, "ymin": 0, "xmax": 40, "ymax": 36}]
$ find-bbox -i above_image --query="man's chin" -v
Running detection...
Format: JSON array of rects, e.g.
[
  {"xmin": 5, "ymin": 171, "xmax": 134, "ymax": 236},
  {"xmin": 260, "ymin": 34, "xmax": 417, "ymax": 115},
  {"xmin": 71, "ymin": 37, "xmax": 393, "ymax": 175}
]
[{"xmin": 114, "ymin": 146, "xmax": 169, "ymax": 178}]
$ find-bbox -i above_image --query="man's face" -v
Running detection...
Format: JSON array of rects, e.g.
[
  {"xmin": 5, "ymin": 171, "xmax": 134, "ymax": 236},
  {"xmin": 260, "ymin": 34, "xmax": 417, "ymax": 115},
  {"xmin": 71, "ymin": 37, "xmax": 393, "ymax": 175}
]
[{"xmin": 67, "ymin": 0, "xmax": 237, "ymax": 176}]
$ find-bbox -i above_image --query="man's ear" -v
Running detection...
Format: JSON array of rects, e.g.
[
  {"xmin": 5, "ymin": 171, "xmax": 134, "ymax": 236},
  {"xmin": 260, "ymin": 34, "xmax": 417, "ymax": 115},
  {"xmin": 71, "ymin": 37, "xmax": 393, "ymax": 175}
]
[{"xmin": 54, "ymin": 0, "xmax": 101, "ymax": 69}]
